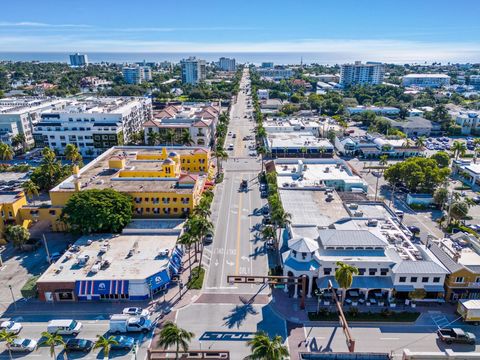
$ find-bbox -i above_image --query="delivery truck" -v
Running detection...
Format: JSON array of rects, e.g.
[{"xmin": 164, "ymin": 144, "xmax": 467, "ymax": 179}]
[{"xmin": 457, "ymin": 299, "xmax": 480, "ymax": 325}]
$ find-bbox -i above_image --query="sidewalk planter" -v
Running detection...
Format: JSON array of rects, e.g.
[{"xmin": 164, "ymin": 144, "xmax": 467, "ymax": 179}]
[{"xmin": 411, "ymin": 302, "xmax": 416, "ymax": 308}]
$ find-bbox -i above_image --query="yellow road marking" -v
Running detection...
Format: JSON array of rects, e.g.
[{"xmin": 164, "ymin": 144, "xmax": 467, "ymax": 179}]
[{"xmin": 235, "ymin": 189, "xmax": 243, "ymax": 275}]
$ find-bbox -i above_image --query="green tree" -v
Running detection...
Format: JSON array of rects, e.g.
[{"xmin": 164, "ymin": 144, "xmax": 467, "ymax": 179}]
[
  {"xmin": 40, "ymin": 331, "xmax": 65, "ymax": 359},
  {"xmin": 451, "ymin": 141, "xmax": 466, "ymax": 160},
  {"xmin": 180, "ymin": 129, "xmax": 193, "ymax": 146},
  {"xmin": 433, "ymin": 187, "xmax": 449, "ymax": 208},
  {"xmin": 64, "ymin": 143, "xmax": 83, "ymax": 165},
  {"xmin": 4, "ymin": 225, "xmax": 30, "ymax": 250},
  {"xmin": 450, "ymin": 201, "xmax": 470, "ymax": 222},
  {"xmin": 0, "ymin": 142, "xmax": 14, "ymax": 160},
  {"xmin": 214, "ymin": 147, "xmax": 228, "ymax": 175},
  {"xmin": 430, "ymin": 151, "xmax": 450, "ymax": 168},
  {"xmin": 157, "ymin": 321, "xmax": 194, "ymax": 360},
  {"xmin": 22, "ymin": 180, "xmax": 39, "ymax": 204},
  {"xmin": 246, "ymin": 332, "xmax": 289, "ymax": 360},
  {"xmin": 147, "ymin": 131, "xmax": 161, "ymax": 146},
  {"xmin": 30, "ymin": 147, "xmax": 72, "ymax": 191},
  {"xmin": 93, "ymin": 335, "xmax": 118, "ymax": 359},
  {"xmin": 60, "ymin": 189, "xmax": 133, "ymax": 233},
  {"xmin": 335, "ymin": 261, "xmax": 359, "ymax": 304},
  {"xmin": 0, "ymin": 328, "xmax": 18, "ymax": 360},
  {"xmin": 415, "ymin": 136, "xmax": 426, "ymax": 148}
]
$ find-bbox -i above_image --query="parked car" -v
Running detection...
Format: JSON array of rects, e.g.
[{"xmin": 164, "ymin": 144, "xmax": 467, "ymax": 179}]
[
  {"xmin": 122, "ymin": 307, "xmax": 149, "ymax": 317},
  {"xmin": 262, "ymin": 206, "xmax": 269, "ymax": 215},
  {"xmin": 7, "ymin": 338, "xmax": 37, "ymax": 352},
  {"xmin": 437, "ymin": 328, "xmax": 476, "ymax": 345},
  {"xmin": 203, "ymin": 233, "xmax": 214, "ymax": 245},
  {"xmin": 110, "ymin": 335, "xmax": 135, "ymax": 350},
  {"xmin": 260, "ymin": 190, "xmax": 268, "ymax": 198},
  {"xmin": 47, "ymin": 319, "xmax": 82, "ymax": 336},
  {"xmin": 65, "ymin": 339, "xmax": 93, "ymax": 352},
  {"xmin": 407, "ymin": 226, "xmax": 420, "ymax": 235},
  {"xmin": 0, "ymin": 321, "xmax": 22, "ymax": 335},
  {"xmin": 472, "ymin": 196, "xmax": 480, "ymax": 204}
]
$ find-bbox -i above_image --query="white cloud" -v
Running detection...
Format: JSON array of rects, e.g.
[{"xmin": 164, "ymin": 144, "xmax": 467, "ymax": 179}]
[{"xmin": 0, "ymin": 21, "xmax": 91, "ymax": 28}]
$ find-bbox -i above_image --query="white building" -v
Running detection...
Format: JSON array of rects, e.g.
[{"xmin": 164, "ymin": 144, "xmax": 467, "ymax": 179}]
[
  {"xmin": 340, "ymin": 61, "xmax": 385, "ymax": 86},
  {"xmin": 33, "ymin": 97, "xmax": 152, "ymax": 156},
  {"xmin": 143, "ymin": 103, "xmax": 219, "ymax": 147},
  {"xmin": 346, "ymin": 106, "xmax": 400, "ymax": 116},
  {"xmin": 180, "ymin": 57, "xmax": 206, "ymax": 85},
  {"xmin": 69, "ymin": 53, "xmax": 88, "ymax": 67},
  {"xmin": 281, "ymin": 199, "xmax": 448, "ymax": 301},
  {"xmin": 263, "ymin": 117, "xmax": 322, "ymax": 136},
  {"xmin": 257, "ymin": 89, "xmax": 269, "ymax": 100},
  {"xmin": 122, "ymin": 66, "xmax": 152, "ymax": 84},
  {"xmin": 402, "ymin": 74, "xmax": 451, "ymax": 88},
  {"xmin": 265, "ymin": 132, "xmax": 334, "ymax": 158},
  {"xmin": 218, "ymin": 57, "xmax": 236, "ymax": 72},
  {"xmin": 0, "ymin": 97, "xmax": 65, "ymax": 146},
  {"xmin": 257, "ymin": 67, "xmax": 293, "ymax": 80},
  {"xmin": 470, "ymin": 75, "xmax": 480, "ymax": 89},
  {"xmin": 455, "ymin": 111, "xmax": 480, "ymax": 135}
]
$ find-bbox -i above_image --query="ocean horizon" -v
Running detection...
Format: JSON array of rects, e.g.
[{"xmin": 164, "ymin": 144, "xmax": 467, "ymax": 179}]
[{"xmin": 0, "ymin": 51, "xmax": 419, "ymax": 66}]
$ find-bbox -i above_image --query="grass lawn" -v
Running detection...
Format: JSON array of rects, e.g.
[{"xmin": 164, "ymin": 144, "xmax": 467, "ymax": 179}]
[
  {"xmin": 308, "ymin": 310, "xmax": 420, "ymax": 322},
  {"xmin": 187, "ymin": 266, "xmax": 205, "ymax": 290}
]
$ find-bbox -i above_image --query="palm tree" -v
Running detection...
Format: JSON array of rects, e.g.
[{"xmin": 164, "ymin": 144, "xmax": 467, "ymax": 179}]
[
  {"xmin": 0, "ymin": 328, "xmax": 18, "ymax": 360},
  {"xmin": 189, "ymin": 215, "xmax": 213, "ymax": 265},
  {"xmin": 451, "ymin": 141, "xmax": 467, "ymax": 160},
  {"xmin": 246, "ymin": 332, "xmax": 289, "ymax": 360},
  {"xmin": 64, "ymin": 143, "xmax": 82, "ymax": 165},
  {"xmin": 164, "ymin": 129, "xmax": 176, "ymax": 146},
  {"xmin": 214, "ymin": 147, "xmax": 228, "ymax": 175},
  {"xmin": 271, "ymin": 209, "xmax": 291, "ymax": 263},
  {"xmin": 40, "ymin": 331, "xmax": 65, "ymax": 359},
  {"xmin": 180, "ymin": 129, "xmax": 193, "ymax": 146},
  {"xmin": 147, "ymin": 131, "xmax": 160, "ymax": 146},
  {"xmin": 93, "ymin": 335, "xmax": 118, "ymax": 359},
  {"xmin": 0, "ymin": 142, "xmax": 14, "ymax": 161},
  {"xmin": 11, "ymin": 133, "xmax": 26, "ymax": 153},
  {"xmin": 157, "ymin": 321, "xmax": 194, "ymax": 360},
  {"xmin": 192, "ymin": 203, "xmax": 211, "ymax": 218},
  {"xmin": 22, "ymin": 180, "xmax": 39, "ymax": 205},
  {"xmin": 334, "ymin": 261, "xmax": 359, "ymax": 304},
  {"xmin": 260, "ymin": 225, "xmax": 275, "ymax": 241},
  {"xmin": 379, "ymin": 154, "xmax": 388, "ymax": 167},
  {"xmin": 402, "ymin": 138, "xmax": 413, "ymax": 148},
  {"xmin": 415, "ymin": 136, "xmax": 426, "ymax": 149}
]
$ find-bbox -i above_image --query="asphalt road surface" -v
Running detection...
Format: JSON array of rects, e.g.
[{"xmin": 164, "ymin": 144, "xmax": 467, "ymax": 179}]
[{"xmin": 203, "ymin": 68, "xmax": 269, "ymax": 295}]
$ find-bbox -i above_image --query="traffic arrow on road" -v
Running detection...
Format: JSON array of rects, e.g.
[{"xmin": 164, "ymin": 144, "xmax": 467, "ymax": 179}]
[{"xmin": 241, "ymin": 256, "xmax": 250, "ymax": 262}]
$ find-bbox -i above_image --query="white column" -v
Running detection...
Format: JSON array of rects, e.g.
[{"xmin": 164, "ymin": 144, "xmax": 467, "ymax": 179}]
[
  {"xmin": 293, "ymin": 283, "xmax": 299, "ymax": 299},
  {"xmin": 387, "ymin": 288, "xmax": 393, "ymax": 300},
  {"xmin": 284, "ymin": 279, "xmax": 289, "ymax": 293},
  {"xmin": 364, "ymin": 289, "xmax": 369, "ymax": 300},
  {"xmin": 307, "ymin": 275, "xmax": 313, "ymax": 298}
]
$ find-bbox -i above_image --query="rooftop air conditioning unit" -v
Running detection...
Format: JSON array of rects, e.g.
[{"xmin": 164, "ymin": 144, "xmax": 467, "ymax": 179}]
[
  {"xmin": 367, "ymin": 219, "xmax": 378, "ymax": 227},
  {"xmin": 349, "ymin": 203, "xmax": 359, "ymax": 210},
  {"xmin": 353, "ymin": 210, "xmax": 363, "ymax": 217}
]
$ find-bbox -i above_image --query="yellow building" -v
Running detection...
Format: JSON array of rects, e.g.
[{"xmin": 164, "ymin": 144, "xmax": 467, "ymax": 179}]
[
  {"xmin": 0, "ymin": 191, "xmax": 28, "ymax": 240},
  {"xmin": 44, "ymin": 146, "xmax": 211, "ymax": 228},
  {"xmin": 429, "ymin": 233, "xmax": 480, "ymax": 301}
]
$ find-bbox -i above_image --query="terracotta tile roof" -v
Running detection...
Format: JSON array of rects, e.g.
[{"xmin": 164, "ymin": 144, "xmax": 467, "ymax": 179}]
[
  {"xmin": 193, "ymin": 119, "xmax": 211, "ymax": 127},
  {"xmin": 178, "ymin": 174, "xmax": 198, "ymax": 183},
  {"xmin": 143, "ymin": 120, "xmax": 159, "ymax": 127}
]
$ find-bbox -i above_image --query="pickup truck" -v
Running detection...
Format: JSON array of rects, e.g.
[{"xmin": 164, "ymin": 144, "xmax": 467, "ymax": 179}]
[{"xmin": 437, "ymin": 328, "xmax": 476, "ymax": 345}]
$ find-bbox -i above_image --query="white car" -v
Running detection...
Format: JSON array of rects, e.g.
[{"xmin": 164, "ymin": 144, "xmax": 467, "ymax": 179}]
[
  {"xmin": 248, "ymin": 150, "xmax": 257, "ymax": 157},
  {"xmin": 7, "ymin": 338, "xmax": 37, "ymax": 352},
  {"xmin": 0, "ymin": 321, "xmax": 23, "ymax": 334},
  {"xmin": 122, "ymin": 307, "xmax": 149, "ymax": 317}
]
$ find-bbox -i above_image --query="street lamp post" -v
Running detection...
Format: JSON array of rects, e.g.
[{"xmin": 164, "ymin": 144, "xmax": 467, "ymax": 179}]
[
  {"xmin": 314, "ymin": 289, "xmax": 324, "ymax": 315},
  {"xmin": 8, "ymin": 285, "xmax": 16, "ymax": 310}
]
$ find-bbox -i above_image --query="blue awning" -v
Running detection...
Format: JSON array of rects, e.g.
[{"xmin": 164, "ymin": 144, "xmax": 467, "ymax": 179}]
[
  {"xmin": 317, "ymin": 276, "xmax": 393, "ymax": 289},
  {"xmin": 146, "ymin": 270, "xmax": 170, "ymax": 291},
  {"xmin": 424, "ymin": 285, "xmax": 445, "ymax": 293},
  {"xmin": 394, "ymin": 284, "xmax": 415, "ymax": 292},
  {"xmin": 75, "ymin": 280, "xmax": 129, "ymax": 296},
  {"xmin": 284, "ymin": 258, "xmax": 320, "ymax": 272}
]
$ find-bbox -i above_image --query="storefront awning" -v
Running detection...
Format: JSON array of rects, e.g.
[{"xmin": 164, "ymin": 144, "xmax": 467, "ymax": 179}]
[
  {"xmin": 394, "ymin": 284, "xmax": 415, "ymax": 292},
  {"xmin": 424, "ymin": 285, "xmax": 445, "ymax": 293},
  {"xmin": 317, "ymin": 276, "xmax": 393, "ymax": 289},
  {"xmin": 146, "ymin": 270, "xmax": 171, "ymax": 291},
  {"xmin": 75, "ymin": 280, "xmax": 129, "ymax": 297}
]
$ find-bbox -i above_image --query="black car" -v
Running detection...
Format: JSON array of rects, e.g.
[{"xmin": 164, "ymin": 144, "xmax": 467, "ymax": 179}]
[
  {"xmin": 407, "ymin": 226, "xmax": 420, "ymax": 234},
  {"xmin": 260, "ymin": 190, "xmax": 268, "ymax": 198},
  {"xmin": 65, "ymin": 339, "xmax": 93, "ymax": 352},
  {"xmin": 262, "ymin": 206, "xmax": 269, "ymax": 215}
]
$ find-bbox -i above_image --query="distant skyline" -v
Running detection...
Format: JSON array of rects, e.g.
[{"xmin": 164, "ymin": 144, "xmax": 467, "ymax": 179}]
[{"xmin": 1, "ymin": 0, "xmax": 480, "ymax": 63}]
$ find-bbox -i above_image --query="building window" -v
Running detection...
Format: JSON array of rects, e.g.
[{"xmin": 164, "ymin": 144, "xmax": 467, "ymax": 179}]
[
  {"xmin": 134, "ymin": 197, "xmax": 141, "ymax": 204},
  {"xmin": 410, "ymin": 277, "xmax": 418, "ymax": 283},
  {"xmin": 324, "ymin": 268, "xmax": 331, "ymax": 275},
  {"xmin": 358, "ymin": 268, "xmax": 365, "ymax": 276},
  {"xmin": 153, "ymin": 208, "xmax": 159, "ymax": 214},
  {"xmin": 380, "ymin": 268, "xmax": 388, "ymax": 276},
  {"xmin": 302, "ymin": 252, "xmax": 307, "ymax": 260},
  {"xmin": 455, "ymin": 277, "xmax": 464, "ymax": 283},
  {"xmin": 421, "ymin": 277, "xmax": 429, "ymax": 283},
  {"xmin": 8, "ymin": 211, "xmax": 13, "ymax": 217},
  {"xmin": 476, "ymin": 277, "xmax": 480, "ymax": 283},
  {"xmin": 369, "ymin": 269, "xmax": 377, "ymax": 276},
  {"xmin": 399, "ymin": 277, "xmax": 406, "ymax": 283},
  {"xmin": 49, "ymin": 210, "xmax": 56, "ymax": 216},
  {"xmin": 433, "ymin": 277, "xmax": 440, "ymax": 283},
  {"xmin": 292, "ymin": 250, "xmax": 297, "ymax": 258}
]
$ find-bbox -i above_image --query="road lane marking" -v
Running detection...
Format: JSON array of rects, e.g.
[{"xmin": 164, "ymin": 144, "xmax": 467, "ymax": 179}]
[
  {"xmin": 235, "ymin": 191, "xmax": 243, "ymax": 274},
  {"xmin": 380, "ymin": 337, "xmax": 400, "ymax": 340}
]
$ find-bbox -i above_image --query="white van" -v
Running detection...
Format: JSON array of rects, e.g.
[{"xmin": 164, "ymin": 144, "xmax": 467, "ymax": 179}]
[
  {"xmin": 47, "ymin": 320, "xmax": 82, "ymax": 335},
  {"xmin": 394, "ymin": 210, "xmax": 404, "ymax": 218}
]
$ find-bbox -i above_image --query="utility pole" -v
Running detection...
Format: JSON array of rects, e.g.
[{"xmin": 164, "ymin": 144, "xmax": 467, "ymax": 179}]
[
  {"xmin": 43, "ymin": 234, "xmax": 51, "ymax": 264},
  {"xmin": 8, "ymin": 285, "xmax": 16, "ymax": 310}
]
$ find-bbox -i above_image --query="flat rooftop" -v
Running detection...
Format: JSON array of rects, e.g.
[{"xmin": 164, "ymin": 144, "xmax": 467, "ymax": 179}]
[
  {"xmin": 53, "ymin": 147, "xmax": 207, "ymax": 193},
  {"xmin": 275, "ymin": 160, "xmax": 365, "ymax": 189},
  {"xmin": 434, "ymin": 234, "xmax": 480, "ymax": 268},
  {"xmin": 40, "ymin": 96, "xmax": 148, "ymax": 115},
  {"xmin": 0, "ymin": 97, "xmax": 64, "ymax": 115},
  {"xmin": 38, "ymin": 233, "xmax": 179, "ymax": 283},
  {"xmin": 280, "ymin": 190, "xmax": 349, "ymax": 228},
  {"xmin": 0, "ymin": 191, "xmax": 23, "ymax": 204},
  {"xmin": 267, "ymin": 132, "xmax": 333, "ymax": 149}
]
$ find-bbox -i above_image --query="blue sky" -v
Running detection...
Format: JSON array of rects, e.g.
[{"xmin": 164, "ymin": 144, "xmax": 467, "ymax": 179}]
[{"xmin": 1, "ymin": 0, "xmax": 480, "ymax": 62}]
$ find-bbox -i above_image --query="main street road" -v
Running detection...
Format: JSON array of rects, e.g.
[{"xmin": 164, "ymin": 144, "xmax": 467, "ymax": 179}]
[{"xmin": 203, "ymin": 68, "xmax": 269, "ymax": 295}]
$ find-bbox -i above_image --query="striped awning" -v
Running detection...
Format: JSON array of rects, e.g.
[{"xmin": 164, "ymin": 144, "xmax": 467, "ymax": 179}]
[{"xmin": 75, "ymin": 280, "xmax": 129, "ymax": 297}]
